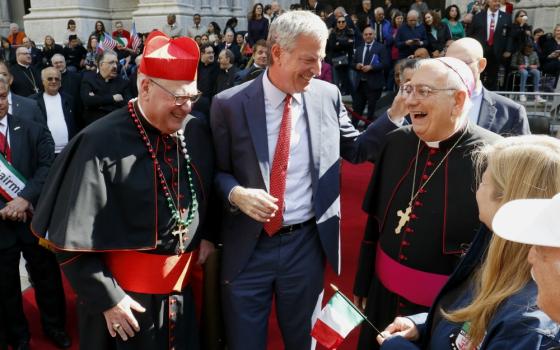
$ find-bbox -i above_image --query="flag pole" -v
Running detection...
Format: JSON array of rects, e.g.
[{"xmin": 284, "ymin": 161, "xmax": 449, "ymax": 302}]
[{"xmin": 330, "ymin": 283, "xmax": 384, "ymax": 338}]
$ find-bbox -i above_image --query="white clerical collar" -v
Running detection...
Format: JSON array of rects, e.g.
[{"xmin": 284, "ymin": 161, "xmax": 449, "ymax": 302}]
[
  {"xmin": 263, "ymin": 69, "xmax": 302, "ymax": 109},
  {"xmin": 423, "ymin": 119, "xmax": 469, "ymax": 148}
]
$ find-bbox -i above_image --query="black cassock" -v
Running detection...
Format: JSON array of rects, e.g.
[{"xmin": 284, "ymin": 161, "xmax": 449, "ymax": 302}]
[
  {"xmin": 353, "ymin": 123, "xmax": 501, "ymax": 350},
  {"xmin": 31, "ymin": 104, "xmax": 215, "ymax": 350}
]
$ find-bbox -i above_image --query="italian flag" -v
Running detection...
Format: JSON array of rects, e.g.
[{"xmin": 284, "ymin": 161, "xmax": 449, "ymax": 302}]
[{"xmin": 311, "ymin": 292, "xmax": 364, "ymax": 349}]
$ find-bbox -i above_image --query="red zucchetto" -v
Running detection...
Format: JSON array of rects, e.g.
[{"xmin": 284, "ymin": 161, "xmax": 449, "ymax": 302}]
[{"xmin": 139, "ymin": 30, "xmax": 200, "ymax": 81}]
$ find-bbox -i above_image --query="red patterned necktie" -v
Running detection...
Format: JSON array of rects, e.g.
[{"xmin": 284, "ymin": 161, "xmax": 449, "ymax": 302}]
[
  {"xmin": 488, "ymin": 13, "xmax": 496, "ymax": 46},
  {"xmin": 0, "ymin": 129, "xmax": 11, "ymax": 162},
  {"xmin": 263, "ymin": 95, "xmax": 292, "ymax": 236}
]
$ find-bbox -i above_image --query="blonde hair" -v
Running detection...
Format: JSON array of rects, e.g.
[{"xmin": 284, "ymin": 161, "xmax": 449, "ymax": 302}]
[{"xmin": 444, "ymin": 135, "xmax": 560, "ymax": 348}]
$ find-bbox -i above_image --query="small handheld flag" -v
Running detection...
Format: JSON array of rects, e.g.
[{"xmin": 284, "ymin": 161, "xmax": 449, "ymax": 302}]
[
  {"xmin": 102, "ymin": 32, "xmax": 118, "ymax": 50},
  {"xmin": 131, "ymin": 22, "xmax": 142, "ymax": 52}
]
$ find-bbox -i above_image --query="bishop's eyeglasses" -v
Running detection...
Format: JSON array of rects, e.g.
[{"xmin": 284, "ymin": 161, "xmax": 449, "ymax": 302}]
[
  {"xmin": 150, "ymin": 79, "xmax": 202, "ymax": 106},
  {"xmin": 400, "ymin": 84, "xmax": 456, "ymax": 100}
]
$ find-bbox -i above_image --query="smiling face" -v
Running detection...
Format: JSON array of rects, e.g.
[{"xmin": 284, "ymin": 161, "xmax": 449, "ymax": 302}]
[
  {"xmin": 269, "ymin": 34, "xmax": 322, "ymax": 94},
  {"xmin": 140, "ymin": 77, "xmax": 198, "ymax": 134},
  {"xmin": 42, "ymin": 67, "xmax": 61, "ymax": 96},
  {"xmin": 406, "ymin": 62, "xmax": 464, "ymax": 142},
  {"xmin": 424, "ymin": 13, "xmax": 433, "ymax": 26}
]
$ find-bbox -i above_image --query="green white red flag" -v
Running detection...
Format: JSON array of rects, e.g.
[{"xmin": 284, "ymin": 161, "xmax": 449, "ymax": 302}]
[{"xmin": 311, "ymin": 292, "xmax": 364, "ymax": 349}]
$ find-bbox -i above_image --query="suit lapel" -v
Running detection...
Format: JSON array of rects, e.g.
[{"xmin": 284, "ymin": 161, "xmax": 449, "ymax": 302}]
[
  {"xmin": 7, "ymin": 114, "xmax": 23, "ymax": 169},
  {"xmin": 302, "ymin": 86, "xmax": 321, "ymax": 192},
  {"xmin": 242, "ymin": 76, "xmax": 270, "ymax": 190},
  {"xmin": 478, "ymin": 88, "xmax": 497, "ymax": 129}
]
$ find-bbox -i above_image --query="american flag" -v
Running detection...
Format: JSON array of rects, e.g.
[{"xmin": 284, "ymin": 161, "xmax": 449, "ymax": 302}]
[
  {"xmin": 130, "ymin": 22, "xmax": 142, "ymax": 52},
  {"xmin": 102, "ymin": 32, "xmax": 118, "ymax": 50}
]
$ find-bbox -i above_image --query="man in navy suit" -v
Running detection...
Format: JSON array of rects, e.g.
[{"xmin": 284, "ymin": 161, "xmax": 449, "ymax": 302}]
[
  {"xmin": 353, "ymin": 26, "xmax": 389, "ymax": 122},
  {"xmin": 467, "ymin": 0, "xmax": 512, "ymax": 90},
  {"xmin": 211, "ymin": 11, "xmax": 394, "ymax": 349},
  {"xmin": 446, "ymin": 38, "xmax": 529, "ymax": 135},
  {"xmin": 0, "ymin": 75, "xmax": 70, "ymax": 350}
]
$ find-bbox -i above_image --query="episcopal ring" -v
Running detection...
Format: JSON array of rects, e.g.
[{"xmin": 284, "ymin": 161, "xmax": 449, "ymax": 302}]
[{"xmin": 113, "ymin": 323, "xmax": 122, "ymax": 331}]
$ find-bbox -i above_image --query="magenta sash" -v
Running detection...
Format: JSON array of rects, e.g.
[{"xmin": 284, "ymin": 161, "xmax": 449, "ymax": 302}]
[{"xmin": 375, "ymin": 244, "xmax": 449, "ymax": 307}]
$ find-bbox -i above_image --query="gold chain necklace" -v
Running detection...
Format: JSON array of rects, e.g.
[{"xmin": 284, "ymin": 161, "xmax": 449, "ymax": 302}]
[{"xmin": 395, "ymin": 126, "xmax": 468, "ymax": 234}]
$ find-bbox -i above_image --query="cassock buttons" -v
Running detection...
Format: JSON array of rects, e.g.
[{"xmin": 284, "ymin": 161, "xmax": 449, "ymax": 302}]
[
  {"xmin": 414, "ymin": 200, "xmax": 422, "ymax": 207},
  {"xmin": 427, "ymin": 161, "xmax": 433, "ymax": 167},
  {"xmin": 429, "ymin": 149, "xmax": 438, "ymax": 155},
  {"xmin": 401, "ymin": 240, "xmax": 410, "ymax": 247},
  {"xmin": 404, "ymin": 227, "xmax": 413, "ymax": 233},
  {"xmin": 421, "ymin": 174, "xmax": 429, "ymax": 181},
  {"xmin": 399, "ymin": 254, "xmax": 407, "ymax": 261}
]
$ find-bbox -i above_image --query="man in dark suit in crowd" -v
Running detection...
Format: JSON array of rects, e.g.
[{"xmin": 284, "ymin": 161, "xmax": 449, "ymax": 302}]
[
  {"xmin": 211, "ymin": 11, "xmax": 393, "ymax": 350},
  {"xmin": 353, "ymin": 27, "xmax": 389, "ymax": 122},
  {"xmin": 395, "ymin": 10, "xmax": 428, "ymax": 59},
  {"xmin": 9, "ymin": 47, "xmax": 42, "ymax": 97},
  {"xmin": 80, "ymin": 50, "xmax": 130, "ymax": 125},
  {"xmin": 355, "ymin": 0, "xmax": 373, "ymax": 32},
  {"xmin": 446, "ymin": 37, "xmax": 529, "ymax": 135},
  {"xmin": 306, "ymin": 0, "xmax": 325, "ymax": 14},
  {"xmin": 235, "ymin": 39, "xmax": 268, "ymax": 84},
  {"xmin": 217, "ymin": 30, "xmax": 241, "ymax": 66},
  {"xmin": 51, "ymin": 54, "xmax": 82, "ymax": 127},
  {"xmin": 216, "ymin": 49, "xmax": 240, "ymax": 94},
  {"xmin": 467, "ymin": 0, "xmax": 512, "ymax": 90},
  {"xmin": 30, "ymin": 67, "xmax": 79, "ymax": 154},
  {"xmin": 0, "ymin": 75, "xmax": 70, "ymax": 350}
]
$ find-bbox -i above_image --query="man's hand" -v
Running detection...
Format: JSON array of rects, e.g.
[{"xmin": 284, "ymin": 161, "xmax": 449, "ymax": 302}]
[
  {"xmin": 356, "ymin": 63, "xmax": 364, "ymax": 71},
  {"xmin": 113, "ymin": 94, "xmax": 124, "ymax": 102},
  {"xmin": 377, "ymin": 317, "xmax": 419, "ymax": 345},
  {"xmin": 503, "ymin": 51, "xmax": 511, "ymax": 58},
  {"xmin": 103, "ymin": 295, "xmax": 146, "ymax": 341},
  {"xmin": 362, "ymin": 65, "xmax": 372, "ymax": 72},
  {"xmin": 230, "ymin": 186, "xmax": 278, "ymax": 222},
  {"xmin": 405, "ymin": 39, "xmax": 415, "ymax": 46},
  {"xmin": 353, "ymin": 295, "xmax": 367, "ymax": 312},
  {"xmin": 387, "ymin": 89, "xmax": 408, "ymax": 123},
  {"xmin": 197, "ymin": 239, "xmax": 215, "ymax": 265},
  {"xmin": 0, "ymin": 197, "xmax": 31, "ymax": 222}
]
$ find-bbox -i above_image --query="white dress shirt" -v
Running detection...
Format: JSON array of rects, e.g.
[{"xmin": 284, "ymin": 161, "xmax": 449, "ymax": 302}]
[
  {"xmin": 8, "ymin": 92, "xmax": 13, "ymax": 115},
  {"xmin": 0, "ymin": 116, "xmax": 9, "ymax": 148},
  {"xmin": 263, "ymin": 70, "xmax": 314, "ymax": 225},
  {"xmin": 467, "ymin": 84, "xmax": 484, "ymax": 125},
  {"xmin": 43, "ymin": 93, "xmax": 69, "ymax": 153},
  {"xmin": 486, "ymin": 10, "xmax": 498, "ymax": 41}
]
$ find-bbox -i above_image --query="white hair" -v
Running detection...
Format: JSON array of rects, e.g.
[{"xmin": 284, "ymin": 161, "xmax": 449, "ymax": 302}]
[
  {"xmin": 51, "ymin": 53, "xmax": 65, "ymax": 63},
  {"xmin": 334, "ymin": 7, "xmax": 347, "ymax": 16},
  {"xmin": 407, "ymin": 10, "xmax": 419, "ymax": 19},
  {"xmin": 268, "ymin": 10, "xmax": 328, "ymax": 56},
  {"xmin": 374, "ymin": 7, "xmax": 384, "ymax": 15}
]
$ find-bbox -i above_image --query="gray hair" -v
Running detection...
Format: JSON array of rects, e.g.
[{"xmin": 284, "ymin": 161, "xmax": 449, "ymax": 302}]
[
  {"xmin": 374, "ymin": 7, "xmax": 384, "ymax": 15},
  {"xmin": 41, "ymin": 66, "xmax": 61, "ymax": 80},
  {"xmin": 399, "ymin": 58, "xmax": 421, "ymax": 76},
  {"xmin": 407, "ymin": 10, "xmax": 419, "ymax": 19},
  {"xmin": 0, "ymin": 75, "xmax": 9, "ymax": 90},
  {"xmin": 267, "ymin": 11, "xmax": 328, "ymax": 60},
  {"xmin": 334, "ymin": 7, "xmax": 347, "ymax": 16},
  {"xmin": 51, "ymin": 53, "xmax": 65, "ymax": 64},
  {"xmin": 220, "ymin": 49, "xmax": 235, "ymax": 63}
]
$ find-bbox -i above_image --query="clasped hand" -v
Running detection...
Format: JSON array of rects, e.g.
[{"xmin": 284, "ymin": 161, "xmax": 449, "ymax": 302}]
[
  {"xmin": 0, "ymin": 197, "xmax": 30, "ymax": 222},
  {"xmin": 230, "ymin": 186, "xmax": 279, "ymax": 222},
  {"xmin": 376, "ymin": 316, "xmax": 419, "ymax": 345}
]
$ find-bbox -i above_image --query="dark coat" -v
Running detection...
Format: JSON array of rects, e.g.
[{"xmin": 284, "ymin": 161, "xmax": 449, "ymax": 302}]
[
  {"xmin": 467, "ymin": 10, "xmax": 513, "ymax": 56},
  {"xmin": 9, "ymin": 63, "xmax": 43, "ymax": 97},
  {"xmin": 352, "ymin": 41, "xmax": 389, "ymax": 90},
  {"xmin": 29, "ymin": 92, "xmax": 80, "ymax": 140},
  {"xmin": 80, "ymin": 71, "xmax": 130, "ymax": 125}
]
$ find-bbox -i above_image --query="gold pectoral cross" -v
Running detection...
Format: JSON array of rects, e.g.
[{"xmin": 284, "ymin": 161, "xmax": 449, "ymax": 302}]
[
  {"xmin": 395, "ymin": 206, "xmax": 412, "ymax": 234},
  {"xmin": 172, "ymin": 223, "xmax": 188, "ymax": 253}
]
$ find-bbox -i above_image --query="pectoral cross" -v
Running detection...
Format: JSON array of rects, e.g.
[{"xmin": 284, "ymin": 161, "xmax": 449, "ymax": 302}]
[
  {"xmin": 395, "ymin": 206, "xmax": 412, "ymax": 234},
  {"xmin": 172, "ymin": 223, "xmax": 188, "ymax": 253}
]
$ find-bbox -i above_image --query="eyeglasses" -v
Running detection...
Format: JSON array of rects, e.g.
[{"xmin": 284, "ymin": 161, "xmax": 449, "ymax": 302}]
[
  {"xmin": 400, "ymin": 84, "xmax": 456, "ymax": 99},
  {"xmin": 150, "ymin": 79, "xmax": 202, "ymax": 106},
  {"xmin": 45, "ymin": 77, "xmax": 61, "ymax": 82}
]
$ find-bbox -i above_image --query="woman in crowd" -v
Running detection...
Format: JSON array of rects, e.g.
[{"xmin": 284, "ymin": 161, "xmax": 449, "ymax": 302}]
[
  {"xmin": 378, "ymin": 135, "xmax": 560, "ymax": 350},
  {"xmin": 511, "ymin": 43, "xmax": 547, "ymax": 103},
  {"xmin": 511, "ymin": 10, "xmax": 533, "ymax": 54},
  {"xmin": 64, "ymin": 19, "xmax": 81, "ymax": 46},
  {"xmin": 247, "ymin": 3, "xmax": 269, "ymax": 46},
  {"xmin": 424, "ymin": 10, "xmax": 451, "ymax": 57},
  {"xmin": 207, "ymin": 21, "xmax": 221, "ymax": 47},
  {"xmin": 442, "ymin": 5, "xmax": 465, "ymax": 40},
  {"xmin": 0, "ymin": 37, "xmax": 14, "ymax": 65},
  {"xmin": 41, "ymin": 35, "xmax": 63, "ymax": 67},
  {"xmin": 236, "ymin": 32, "xmax": 251, "ymax": 68},
  {"xmin": 387, "ymin": 11, "xmax": 404, "ymax": 91},
  {"xmin": 541, "ymin": 24, "xmax": 560, "ymax": 79},
  {"xmin": 84, "ymin": 34, "xmax": 100, "ymax": 72},
  {"xmin": 91, "ymin": 20, "xmax": 106, "ymax": 42},
  {"xmin": 327, "ymin": 14, "xmax": 354, "ymax": 95}
]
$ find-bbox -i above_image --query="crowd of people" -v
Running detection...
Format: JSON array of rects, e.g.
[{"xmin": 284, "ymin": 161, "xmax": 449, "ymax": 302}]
[{"xmin": 2, "ymin": 1, "xmax": 560, "ymax": 350}]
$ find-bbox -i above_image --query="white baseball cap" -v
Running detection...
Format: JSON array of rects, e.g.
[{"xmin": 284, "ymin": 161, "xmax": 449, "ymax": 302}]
[{"xmin": 492, "ymin": 193, "xmax": 560, "ymax": 247}]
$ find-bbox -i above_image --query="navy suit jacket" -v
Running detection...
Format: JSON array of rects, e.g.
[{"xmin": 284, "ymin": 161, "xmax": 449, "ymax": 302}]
[
  {"xmin": 477, "ymin": 88, "xmax": 529, "ymax": 135},
  {"xmin": 211, "ymin": 74, "xmax": 394, "ymax": 282},
  {"xmin": 467, "ymin": 10, "xmax": 512, "ymax": 56},
  {"xmin": 353, "ymin": 41, "xmax": 389, "ymax": 90},
  {"xmin": 30, "ymin": 92, "xmax": 80, "ymax": 140},
  {"xmin": 11, "ymin": 93, "xmax": 44, "ymax": 125},
  {"xmin": 0, "ymin": 114, "xmax": 54, "ymax": 249}
]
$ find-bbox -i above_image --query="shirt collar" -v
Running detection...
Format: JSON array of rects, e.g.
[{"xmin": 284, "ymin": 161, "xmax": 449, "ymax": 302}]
[
  {"xmin": 487, "ymin": 9, "xmax": 498, "ymax": 17},
  {"xmin": 263, "ymin": 69, "xmax": 302, "ymax": 109},
  {"xmin": 471, "ymin": 84, "xmax": 483, "ymax": 98}
]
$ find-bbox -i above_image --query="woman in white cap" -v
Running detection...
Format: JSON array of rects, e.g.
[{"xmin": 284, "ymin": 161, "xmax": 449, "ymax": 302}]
[{"xmin": 378, "ymin": 134, "xmax": 560, "ymax": 350}]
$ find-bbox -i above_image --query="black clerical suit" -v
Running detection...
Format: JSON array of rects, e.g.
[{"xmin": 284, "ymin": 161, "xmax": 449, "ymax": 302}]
[
  {"xmin": 0, "ymin": 114, "xmax": 66, "ymax": 349},
  {"xmin": 9, "ymin": 64, "xmax": 42, "ymax": 97},
  {"xmin": 32, "ymin": 104, "xmax": 215, "ymax": 350},
  {"xmin": 80, "ymin": 71, "xmax": 131, "ymax": 125},
  {"xmin": 353, "ymin": 122, "xmax": 501, "ymax": 349},
  {"xmin": 60, "ymin": 70, "xmax": 83, "ymax": 127},
  {"xmin": 353, "ymin": 41, "xmax": 389, "ymax": 121}
]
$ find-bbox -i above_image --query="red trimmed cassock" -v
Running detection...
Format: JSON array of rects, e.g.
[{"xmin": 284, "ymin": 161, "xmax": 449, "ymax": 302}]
[
  {"xmin": 353, "ymin": 123, "xmax": 500, "ymax": 349},
  {"xmin": 31, "ymin": 105, "xmax": 215, "ymax": 350}
]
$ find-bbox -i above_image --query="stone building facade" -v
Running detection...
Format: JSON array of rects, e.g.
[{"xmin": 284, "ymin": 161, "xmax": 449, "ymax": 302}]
[{"xmin": 0, "ymin": 1, "xmax": 559, "ymax": 43}]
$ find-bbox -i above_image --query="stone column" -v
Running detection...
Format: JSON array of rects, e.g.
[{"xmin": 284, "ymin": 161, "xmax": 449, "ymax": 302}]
[
  {"xmin": 200, "ymin": 0, "xmax": 211, "ymax": 15},
  {"xmin": 218, "ymin": 0, "xmax": 231, "ymax": 15},
  {"xmin": 0, "ymin": 1, "xmax": 10, "ymax": 37},
  {"xmin": 515, "ymin": 0, "xmax": 560, "ymax": 33},
  {"xmin": 133, "ymin": 0, "xmax": 199, "ymax": 34}
]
